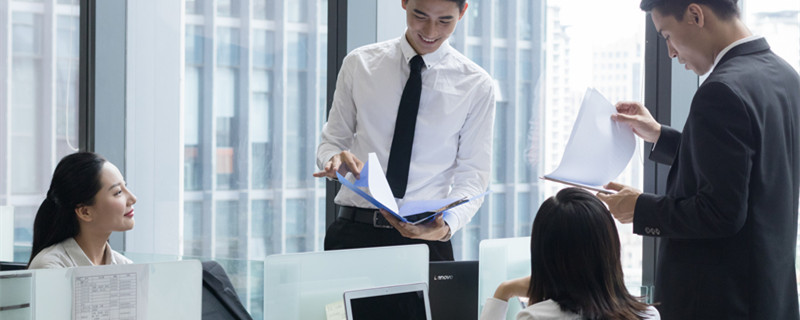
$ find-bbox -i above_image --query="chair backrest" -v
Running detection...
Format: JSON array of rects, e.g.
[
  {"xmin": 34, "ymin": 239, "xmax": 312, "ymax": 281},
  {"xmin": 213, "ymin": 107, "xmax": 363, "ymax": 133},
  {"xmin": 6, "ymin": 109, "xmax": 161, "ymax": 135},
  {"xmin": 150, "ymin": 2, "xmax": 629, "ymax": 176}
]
[
  {"xmin": 0, "ymin": 261, "xmax": 27, "ymax": 271},
  {"xmin": 202, "ymin": 260, "xmax": 253, "ymax": 320}
]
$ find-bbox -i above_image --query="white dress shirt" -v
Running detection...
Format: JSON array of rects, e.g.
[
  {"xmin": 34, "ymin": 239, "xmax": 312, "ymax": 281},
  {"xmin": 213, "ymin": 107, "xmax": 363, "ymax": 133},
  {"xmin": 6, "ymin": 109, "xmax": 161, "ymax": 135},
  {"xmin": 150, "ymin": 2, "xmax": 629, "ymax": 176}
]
[
  {"xmin": 28, "ymin": 237, "xmax": 132, "ymax": 269},
  {"xmin": 317, "ymin": 31, "xmax": 496, "ymax": 235},
  {"xmin": 479, "ymin": 298, "xmax": 661, "ymax": 320}
]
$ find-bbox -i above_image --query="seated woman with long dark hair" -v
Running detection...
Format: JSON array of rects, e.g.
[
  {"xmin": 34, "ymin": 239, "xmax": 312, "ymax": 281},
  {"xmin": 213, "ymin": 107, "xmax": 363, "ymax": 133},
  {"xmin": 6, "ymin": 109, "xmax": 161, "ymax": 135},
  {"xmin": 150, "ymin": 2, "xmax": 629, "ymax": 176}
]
[
  {"xmin": 28, "ymin": 152, "xmax": 136, "ymax": 269},
  {"xmin": 480, "ymin": 188, "xmax": 659, "ymax": 320}
]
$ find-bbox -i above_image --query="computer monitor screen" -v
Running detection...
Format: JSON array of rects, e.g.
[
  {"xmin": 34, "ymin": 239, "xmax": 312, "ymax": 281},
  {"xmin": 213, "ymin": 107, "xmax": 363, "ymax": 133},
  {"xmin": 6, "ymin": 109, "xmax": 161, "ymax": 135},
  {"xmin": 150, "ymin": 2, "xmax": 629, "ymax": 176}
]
[{"xmin": 344, "ymin": 283, "xmax": 431, "ymax": 320}]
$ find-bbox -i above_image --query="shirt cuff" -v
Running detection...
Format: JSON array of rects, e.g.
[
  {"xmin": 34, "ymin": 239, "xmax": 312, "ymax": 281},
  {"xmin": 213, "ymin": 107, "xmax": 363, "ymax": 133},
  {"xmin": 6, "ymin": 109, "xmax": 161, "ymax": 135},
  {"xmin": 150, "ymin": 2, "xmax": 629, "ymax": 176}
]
[
  {"xmin": 479, "ymin": 298, "xmax": 510, "ymax": 320},
  {"xmin": 441, "ymin": 212, "xmax": 460, "ymax": 241}
]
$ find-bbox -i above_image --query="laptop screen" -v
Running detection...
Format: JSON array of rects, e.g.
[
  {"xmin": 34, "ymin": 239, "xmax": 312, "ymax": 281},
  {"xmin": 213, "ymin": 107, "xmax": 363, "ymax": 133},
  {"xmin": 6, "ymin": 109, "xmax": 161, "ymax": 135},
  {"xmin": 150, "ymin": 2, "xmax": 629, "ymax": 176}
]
[
  {"xmin": 350, "ymin": 291, "xmax": 426, "ymax": 320},
  {"xmin": 344, "ymin": 283, "xmax": 431, "ymax": 320}
]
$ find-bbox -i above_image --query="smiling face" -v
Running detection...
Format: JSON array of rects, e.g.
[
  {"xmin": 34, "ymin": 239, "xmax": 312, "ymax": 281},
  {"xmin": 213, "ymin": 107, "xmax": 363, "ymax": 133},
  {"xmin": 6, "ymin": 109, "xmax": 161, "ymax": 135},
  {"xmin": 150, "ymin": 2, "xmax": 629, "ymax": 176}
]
[
  {"xmin": 651, "ymin": 5, "xmax": 715, "ymax": 75},
  {"xmin": 402, "ymin": 0, "xmax": 466, "ymax": 55},
  {"xmin": 76, "ymin": 162, "xmax": 137, "ymax": 234}
]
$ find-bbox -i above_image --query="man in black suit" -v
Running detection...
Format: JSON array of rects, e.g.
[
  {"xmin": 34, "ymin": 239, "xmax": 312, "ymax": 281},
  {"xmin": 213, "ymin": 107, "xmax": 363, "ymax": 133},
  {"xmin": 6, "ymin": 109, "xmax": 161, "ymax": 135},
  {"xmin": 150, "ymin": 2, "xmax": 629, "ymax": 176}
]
[{"xmin": 597, "ymin": 0, "xmax": 800, "ymax": 319}]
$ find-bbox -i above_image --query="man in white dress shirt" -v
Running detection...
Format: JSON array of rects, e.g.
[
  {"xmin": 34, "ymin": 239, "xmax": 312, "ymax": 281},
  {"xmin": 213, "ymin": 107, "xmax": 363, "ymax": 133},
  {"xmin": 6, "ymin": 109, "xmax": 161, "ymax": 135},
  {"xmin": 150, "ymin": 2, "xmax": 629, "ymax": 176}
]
[{"xmin": 313, "ymin": 0, "xmax": 495, "ymax": 261}]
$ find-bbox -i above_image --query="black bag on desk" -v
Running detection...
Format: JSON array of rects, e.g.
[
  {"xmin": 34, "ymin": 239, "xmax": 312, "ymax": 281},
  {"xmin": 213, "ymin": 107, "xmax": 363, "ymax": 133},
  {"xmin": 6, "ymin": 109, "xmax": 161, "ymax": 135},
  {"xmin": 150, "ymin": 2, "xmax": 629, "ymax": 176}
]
[{"xmin": 202, "ymin": 261, "xmax": 253, "ymax": 320}]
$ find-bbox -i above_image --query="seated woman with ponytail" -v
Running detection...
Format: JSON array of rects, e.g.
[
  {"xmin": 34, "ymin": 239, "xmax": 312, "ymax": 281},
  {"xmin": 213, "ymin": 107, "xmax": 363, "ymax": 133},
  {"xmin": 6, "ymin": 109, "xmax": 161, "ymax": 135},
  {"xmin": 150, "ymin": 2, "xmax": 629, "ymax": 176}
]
[
  {"xmin": 480, "ymin": 188, "xmax": 659, "ymax": 320},
  {"xmin": 28, "ymin": 152, "xmax": 136, "ymax": 269}
]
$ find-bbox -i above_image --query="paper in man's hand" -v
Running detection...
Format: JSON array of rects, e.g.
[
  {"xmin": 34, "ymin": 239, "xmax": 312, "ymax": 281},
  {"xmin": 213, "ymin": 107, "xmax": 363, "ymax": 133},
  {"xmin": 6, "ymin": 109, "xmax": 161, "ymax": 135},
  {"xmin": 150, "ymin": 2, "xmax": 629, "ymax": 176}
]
[{"xmin": 543, "ymin": 88, "xmax": 636, "ymax": 193}]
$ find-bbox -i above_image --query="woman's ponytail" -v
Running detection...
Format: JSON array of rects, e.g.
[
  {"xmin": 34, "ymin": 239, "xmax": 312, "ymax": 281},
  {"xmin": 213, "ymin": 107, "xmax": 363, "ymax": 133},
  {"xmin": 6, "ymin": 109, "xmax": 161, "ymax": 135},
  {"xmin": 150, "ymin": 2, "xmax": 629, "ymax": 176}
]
[{"xmin": 27, "ymin": 152, "xmax": 106, "ymax": 267}]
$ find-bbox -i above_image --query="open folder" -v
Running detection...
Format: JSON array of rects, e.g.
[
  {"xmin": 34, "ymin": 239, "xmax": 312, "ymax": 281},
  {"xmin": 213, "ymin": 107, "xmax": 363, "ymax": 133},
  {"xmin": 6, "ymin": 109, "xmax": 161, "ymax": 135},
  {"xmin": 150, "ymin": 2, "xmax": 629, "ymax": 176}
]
[
  {"xmin": 542, "ymin": 88, "xmax": 636, "ymax": 194},
  {"xmin": 336, "ymin": 153, "xmax": 488, "ymax": 224}
]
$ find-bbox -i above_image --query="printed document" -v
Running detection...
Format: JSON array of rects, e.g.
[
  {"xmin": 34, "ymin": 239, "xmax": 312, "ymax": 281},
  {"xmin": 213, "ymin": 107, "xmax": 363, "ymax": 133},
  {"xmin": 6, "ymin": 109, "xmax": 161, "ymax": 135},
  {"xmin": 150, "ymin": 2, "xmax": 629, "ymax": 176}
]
[
  {"xmin": 543, "ymin": 88, "xmax": 636, "ymax": 193},
  {"xmin": 72, "ymin": 264, "xmax": 148, "ymax": 320},
  {"xmin": 337, "ymin": 153, "xmax": 487, "ymax": 224}
]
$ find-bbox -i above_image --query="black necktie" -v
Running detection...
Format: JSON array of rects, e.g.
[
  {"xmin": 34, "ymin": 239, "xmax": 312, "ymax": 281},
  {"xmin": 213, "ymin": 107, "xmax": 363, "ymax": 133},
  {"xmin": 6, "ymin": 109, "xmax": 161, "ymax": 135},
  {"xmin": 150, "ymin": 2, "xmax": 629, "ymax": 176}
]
[{"xmin": 387, "ymin": 55, "xmax": 425, "ymax": 199}]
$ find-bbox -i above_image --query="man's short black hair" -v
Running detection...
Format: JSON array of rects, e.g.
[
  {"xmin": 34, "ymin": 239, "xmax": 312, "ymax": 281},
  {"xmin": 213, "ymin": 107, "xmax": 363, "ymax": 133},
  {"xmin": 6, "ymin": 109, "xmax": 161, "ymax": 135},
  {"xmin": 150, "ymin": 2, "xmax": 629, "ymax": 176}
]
[
  {"xmin": 405, "ymin": 0, "xmax": 467, "ymax": 12},
  {"xmin": 449, "ymin": 0, "xmax": 467, "ymax": 12},
  {"xmin": 640, "ymin": 0, "xmax": 740, "ymax": 21}
]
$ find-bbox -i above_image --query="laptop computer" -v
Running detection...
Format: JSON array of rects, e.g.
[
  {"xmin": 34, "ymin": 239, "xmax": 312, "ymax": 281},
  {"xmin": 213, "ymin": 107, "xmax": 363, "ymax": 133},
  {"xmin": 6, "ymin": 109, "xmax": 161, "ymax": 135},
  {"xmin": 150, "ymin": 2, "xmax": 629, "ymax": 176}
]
[
  {"xmin": 343, "ymin": 283, "xmax": 432, "ymax": 320},
  {"xmin": 429, "ymin": 260, "xmax": 479, "ymax": 320}
]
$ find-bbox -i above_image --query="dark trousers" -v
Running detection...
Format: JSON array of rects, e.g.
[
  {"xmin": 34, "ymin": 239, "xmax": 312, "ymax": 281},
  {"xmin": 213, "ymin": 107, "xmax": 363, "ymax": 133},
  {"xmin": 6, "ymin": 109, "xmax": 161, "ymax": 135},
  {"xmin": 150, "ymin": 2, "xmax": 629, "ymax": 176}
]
[{"xmin": 324, "ymin": 218, "xmax": 454, "ymax": 262}]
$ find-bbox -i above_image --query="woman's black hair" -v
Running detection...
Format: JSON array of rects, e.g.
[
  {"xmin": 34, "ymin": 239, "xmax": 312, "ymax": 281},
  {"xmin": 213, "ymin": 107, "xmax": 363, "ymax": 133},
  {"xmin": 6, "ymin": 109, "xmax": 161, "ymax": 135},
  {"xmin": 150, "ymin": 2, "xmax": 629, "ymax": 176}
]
[
  {"xmin": 28, "ymin": 152, "xmax": 107, "ymax": 266},
  {"xmin": 527, "ymin": 188, "xmax": 651, "ymax": 319}
]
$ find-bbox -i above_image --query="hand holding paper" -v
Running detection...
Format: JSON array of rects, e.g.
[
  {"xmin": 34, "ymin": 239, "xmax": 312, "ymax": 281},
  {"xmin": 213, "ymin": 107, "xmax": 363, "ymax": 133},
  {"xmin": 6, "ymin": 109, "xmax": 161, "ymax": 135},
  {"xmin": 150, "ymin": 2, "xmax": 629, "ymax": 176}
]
[{"xmin": 542, "ymin": 88, "xmax": 636, "ymax": 193}]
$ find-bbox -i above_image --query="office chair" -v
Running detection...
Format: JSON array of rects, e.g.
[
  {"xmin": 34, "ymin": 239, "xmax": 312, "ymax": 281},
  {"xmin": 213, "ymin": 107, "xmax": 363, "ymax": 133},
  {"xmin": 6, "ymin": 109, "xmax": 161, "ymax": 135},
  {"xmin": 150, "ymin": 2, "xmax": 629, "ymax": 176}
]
[
  {"xmin": 201, "ymin": 260, "xmax": 253, "ymax": 320},
  {"xmin": 0, "ymin": 261, "xmax": 27, "ymax": 271}
]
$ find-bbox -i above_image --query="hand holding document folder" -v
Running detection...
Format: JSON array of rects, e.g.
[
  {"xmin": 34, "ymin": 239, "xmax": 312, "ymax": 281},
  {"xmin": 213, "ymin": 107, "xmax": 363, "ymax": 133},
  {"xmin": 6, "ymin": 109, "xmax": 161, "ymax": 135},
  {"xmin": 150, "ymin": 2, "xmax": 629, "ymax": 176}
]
[
  {"xmin": 542, "ymin": 88, "xmax": 636, "ymax": 194},
  {"xmin": 337, "ymin": 153, "xmax": 488, "ymax": 224}
]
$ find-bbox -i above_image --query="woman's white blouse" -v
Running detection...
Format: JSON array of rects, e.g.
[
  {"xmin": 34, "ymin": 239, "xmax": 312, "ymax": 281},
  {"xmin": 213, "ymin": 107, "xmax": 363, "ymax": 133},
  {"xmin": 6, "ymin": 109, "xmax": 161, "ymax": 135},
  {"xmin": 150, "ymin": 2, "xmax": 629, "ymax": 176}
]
[
  {"xmin": 480, "ymin": 297, "xmax": 661, "ymax": 320},
  {"xmin": 28, "ymin": 237, "xmax": 132, "ymax": 269}
]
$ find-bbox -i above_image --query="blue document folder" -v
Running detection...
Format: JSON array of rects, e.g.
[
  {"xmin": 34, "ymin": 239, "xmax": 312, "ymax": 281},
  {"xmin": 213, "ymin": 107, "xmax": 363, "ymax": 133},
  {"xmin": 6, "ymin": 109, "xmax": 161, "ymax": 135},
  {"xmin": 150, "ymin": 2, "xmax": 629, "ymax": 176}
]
[{"xmin": 336, "ymin": 153, "xmax": 488, "ymax": 224}]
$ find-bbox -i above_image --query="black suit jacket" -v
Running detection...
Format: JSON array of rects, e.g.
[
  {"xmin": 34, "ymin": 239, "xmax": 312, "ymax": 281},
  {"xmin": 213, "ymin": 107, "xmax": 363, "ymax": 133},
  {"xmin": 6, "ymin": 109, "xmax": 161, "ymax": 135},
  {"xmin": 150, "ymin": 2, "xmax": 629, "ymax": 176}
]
[{"xmin": 635, "ymin": 38, "xmax": 800, "ymax": 319}]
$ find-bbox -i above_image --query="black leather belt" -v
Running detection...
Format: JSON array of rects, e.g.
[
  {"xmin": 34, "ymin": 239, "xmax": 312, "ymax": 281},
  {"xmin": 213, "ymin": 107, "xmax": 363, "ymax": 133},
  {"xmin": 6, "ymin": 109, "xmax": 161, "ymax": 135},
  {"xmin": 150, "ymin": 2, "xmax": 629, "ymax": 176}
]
[{"xmin": 337, "ymin": 206, "xmax": 394, "ymax": 229}]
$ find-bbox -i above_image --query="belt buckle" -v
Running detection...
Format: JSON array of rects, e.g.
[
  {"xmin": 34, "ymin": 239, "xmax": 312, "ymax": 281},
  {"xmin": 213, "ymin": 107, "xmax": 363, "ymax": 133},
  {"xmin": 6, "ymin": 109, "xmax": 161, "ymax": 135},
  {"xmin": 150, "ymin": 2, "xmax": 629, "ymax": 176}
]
[{"xmin": 372, "ymin": 211, "xmax": 394, "ymax": 229}]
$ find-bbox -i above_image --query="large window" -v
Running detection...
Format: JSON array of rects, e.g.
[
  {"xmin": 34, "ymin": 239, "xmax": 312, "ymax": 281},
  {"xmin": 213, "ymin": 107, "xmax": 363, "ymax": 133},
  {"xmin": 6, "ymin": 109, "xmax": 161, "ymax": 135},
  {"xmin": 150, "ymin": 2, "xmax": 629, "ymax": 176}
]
[
  {"xmin": 0, "ymin": 0, "xmax": 80, "ymax": 262},
  {"xmin": 180, "ymin": 1, "xmax": 327, "ymax": 318},
  {"xmin": 743, "ymin": 0, "xmax": 800, "ymax": 303},
  {"xmin": 181, "ymin": 0, "xmax": 327, "ymax": 261},
  {"xmin": 447, "ymin": 0, "xmax": 646, "ymax": 290}
]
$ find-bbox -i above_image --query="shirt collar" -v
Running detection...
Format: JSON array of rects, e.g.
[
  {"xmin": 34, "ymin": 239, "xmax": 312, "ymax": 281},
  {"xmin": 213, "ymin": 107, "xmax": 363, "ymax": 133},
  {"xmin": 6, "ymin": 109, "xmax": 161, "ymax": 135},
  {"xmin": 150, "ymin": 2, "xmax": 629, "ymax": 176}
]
[
  {"xmin": 399, "ymin": 29, "xmax": 451, "ymax": 70},
  {"xmin": 65, "ymin": 237, "xmax": 115, "ymax": 266},
  {"xmin": 709, "ymin": 34, "xmax": 763, "ymax": 74}
]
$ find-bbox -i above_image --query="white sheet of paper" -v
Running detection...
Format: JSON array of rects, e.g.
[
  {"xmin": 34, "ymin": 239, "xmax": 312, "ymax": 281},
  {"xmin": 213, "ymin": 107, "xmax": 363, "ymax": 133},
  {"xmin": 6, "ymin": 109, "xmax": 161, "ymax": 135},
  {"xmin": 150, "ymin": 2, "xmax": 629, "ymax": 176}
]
[
  {"xmin": 366, "ymin": 153, "xmax": 399, "ymax": 214},
  {"xmin": 325, "ymin": 300, "xmax": 346, "ymax": 320},
  {"xmin": 544, "ymin": 88, "xmax": 635, "ymax": 187},
  {"xmin": 72, "ymin": 264, "xmax": 148, "ymax": 320},
  {"xmin": 336, "ymin": 153, "xmax": 478, "ymax": 222}
]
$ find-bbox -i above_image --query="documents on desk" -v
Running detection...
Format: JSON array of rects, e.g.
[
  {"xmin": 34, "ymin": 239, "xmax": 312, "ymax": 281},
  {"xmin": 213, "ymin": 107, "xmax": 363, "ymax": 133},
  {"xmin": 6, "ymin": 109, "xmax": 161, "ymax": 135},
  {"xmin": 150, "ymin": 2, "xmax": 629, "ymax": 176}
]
[
  {"xmin": 542, "ymin": 88, "xmax": 636, "ymax": 194},
  {"xmin": 337, "ymin": 153, "xmax": 488, "ymax": 224},
  {"xmin": 72, "ymin": 264, "xmax": 148, "ymax": 320},
  {"xmin": 326, "ymin": 300, "xmax": 346, "ymax": 320}
]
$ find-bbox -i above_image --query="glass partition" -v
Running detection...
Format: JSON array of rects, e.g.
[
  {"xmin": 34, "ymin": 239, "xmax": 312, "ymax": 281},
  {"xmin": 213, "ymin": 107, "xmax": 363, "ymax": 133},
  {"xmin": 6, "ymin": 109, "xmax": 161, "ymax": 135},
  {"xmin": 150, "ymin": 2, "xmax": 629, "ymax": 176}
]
[
  {"xmin": 477, "ymin": 237, "xmax": 531, "ymax": 319},
  {"xmin": 123, "ymin": 251, "xmax": 266, "ymax": 319},
  {"xmin": 264, "ymin": 244, "xmax": 429, "ymax": 320},
  {"xmin": 0, "ymin": 261, "xmax": 201, "ymax": 320}
]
